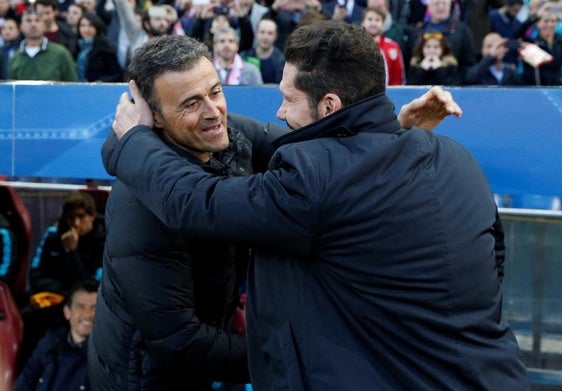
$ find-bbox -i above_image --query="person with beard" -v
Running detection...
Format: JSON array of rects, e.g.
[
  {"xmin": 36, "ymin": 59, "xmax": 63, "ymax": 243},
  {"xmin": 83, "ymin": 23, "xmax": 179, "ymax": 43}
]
[{"xmin": 113, "ymin": 0, "xmax": 173, "ymax": 69}]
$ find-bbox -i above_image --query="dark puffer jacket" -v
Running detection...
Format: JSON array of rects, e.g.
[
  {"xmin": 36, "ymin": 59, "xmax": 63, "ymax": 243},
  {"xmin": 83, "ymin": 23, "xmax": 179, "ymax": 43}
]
[
  {"xmin": 89, "ymin": 114, "xmax": 286, "ymax": 391},
  {"xmin": 103, "ymin": 94, "xmax": 530, "ymax": 391}
]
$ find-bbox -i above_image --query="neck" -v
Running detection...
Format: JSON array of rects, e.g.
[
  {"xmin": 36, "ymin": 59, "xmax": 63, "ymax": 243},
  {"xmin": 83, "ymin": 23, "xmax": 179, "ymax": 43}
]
[
  {"xmin": 256, "ymin": 45, "xmax": 273, "ymax": 58},
  {"xmin": 218, "ymin": 57, "xmax": 234, "ymax": 68},
  {"xmin": 25, "ymin": 37, "xmax": 44, "ymax": 47}
]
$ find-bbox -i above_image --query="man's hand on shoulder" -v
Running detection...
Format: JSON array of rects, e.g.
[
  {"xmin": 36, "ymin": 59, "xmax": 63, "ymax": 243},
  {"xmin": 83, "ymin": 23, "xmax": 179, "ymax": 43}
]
[
  {"xmin": 113, "ymin": 80, "xmax": 154, "ymax": 140},
  {"xmin": 398, "ymin": 86, "xmax": 462, "ymax": 131}
]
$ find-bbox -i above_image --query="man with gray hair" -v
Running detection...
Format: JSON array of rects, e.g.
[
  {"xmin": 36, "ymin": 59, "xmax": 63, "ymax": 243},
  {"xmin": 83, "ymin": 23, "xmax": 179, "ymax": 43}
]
[{"xmin": 213, "ymin": 25, "xmax": 263, "ymax": 85}]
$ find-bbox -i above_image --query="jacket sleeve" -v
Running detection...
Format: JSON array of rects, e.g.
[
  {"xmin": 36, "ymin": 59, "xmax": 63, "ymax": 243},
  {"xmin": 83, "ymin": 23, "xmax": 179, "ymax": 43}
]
[
  {"xmin": 29, "ymin": 227, "xmax": 66, "ymax": 294},
  {"xmin": 103, "ymin": 127, "xmax": 315, "ymax": 255}
]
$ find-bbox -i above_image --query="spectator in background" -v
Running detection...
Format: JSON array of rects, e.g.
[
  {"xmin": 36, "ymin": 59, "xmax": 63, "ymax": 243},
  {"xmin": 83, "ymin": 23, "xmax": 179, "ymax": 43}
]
[
  {"xmin": 269, "ymin": 0, "xmax": 322, "ymax": 49},
  {"xmin": 238, "ymin": 0, "xmax": 271, "ymax": 35},
  {"xmin": 0, "ymin": 0, "xmax": 18, "ymax": 36},
  {"xmin": 14, "ymin": 280, "xmax": 98, "ymax": 391},
  {"xmin": 35, "ymin": 0, "xmax": 77, "ymax": 57},
  {"xmin": 406, "ymin": 0, "xmax": 475, "ymax": 83},
  {"xmin": 172, "ymin": 0, "xmax": 197, "ymax": 35},
  {"xmin": 114, "ymin": 0, "xmax": 173, "ymax": 69},
  {"xmin": 464, "ymin": 0, "xmax": 504, "ymax": 59},
  {"xmin": 76, "ymin": 12, "xmax": 123, "ymax": 82},
  {"xmin": 18, "ymin": 191, "xmax": 104, "ymax": 371},
  {"xmin": 191, "ymin": 0, "xmax": 255, "ymax": 52},
  {"xmin": 521, "ymin": 4, "xmax": 562, "ymax": 85},
  {"xmin": 240, "ymin": 18, "xmax": 285, "ymax": 83},
  {"xmin": 490, "ymin": 0, "xmax": 524, "ymax": 64},
  {"xmin": 1, "ymin": 16, "xmax": 22, "ymax": 79},
  {"xmin": 65, "ymin": 2, "xmax": 87, "ymax": 34},
  {"xmin": 213, "ymin": 25, "xmax": 263, "ymax": 85},
  {"xmin": 29, "ymin": 190, "xmax": 105, "ymax": 297},
  {"xmin": 367, "ymin": 0, "xmax": 407, "ymax": 55},
  {"xmin": 407, "ymin": 31, "xmax": 461, "ymax": 84},
  {"xmin": 321, "ymin": 0, "xmax": 366, "ymax": 25},
  {"xmin": 96, "ymin": 0, "xmax": 139, "ymax": 70},
  {"xmin": 8, "ymin": 7, "xmax": 78, "ymax": 81},
  {"xmin": 77, "ymin": 0, "xmax": 97, "ymax": 14},
  {"xmin": 465, "ymin": 32, "xmax": 522, "ymax": 85},
  {"xmin": 362, "ymin": 6, "xmax": 406, "ymax": 85}
]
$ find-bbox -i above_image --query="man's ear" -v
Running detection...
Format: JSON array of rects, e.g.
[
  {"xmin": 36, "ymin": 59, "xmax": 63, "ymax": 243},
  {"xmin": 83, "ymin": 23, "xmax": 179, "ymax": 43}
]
[
  {"xmin": 318, "ymin": 93, "xmax": 343, "ymax": 117},
  {"xmin": 153, "ymin": 110, "xmax": 164, "ymax": 129}
]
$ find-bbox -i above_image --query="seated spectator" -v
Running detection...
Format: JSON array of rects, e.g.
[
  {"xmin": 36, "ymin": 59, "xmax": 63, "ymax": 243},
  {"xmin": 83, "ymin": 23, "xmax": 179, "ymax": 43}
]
[
  {"xmin": 521, "ymin": 4, "xmax": 562, "ymax": 85},
  {"xmin": 29, "ymin": 190, "xmax": 105, "ymax": 296},
  {"xmin": 407, "ymin": 31, "xmax": 461, "ymax": 85},
  {"xmin": 490, "ymin": 0, "xmax": 524, "ymax": 64},
  {"xmin": 240, "ymin": 18, "xmax": 285, "ymax": 84},
  {"xmin": 76, "ymin": 12, "xmax": 123, "ymax": 82},
  {"xmin": 1, "ymin": 16, "xmax": 23, "ymax": 80},
  {"xmin": 406, "ymin": 0, "xmax": 475, "ymax": 83},
  {"xmin": 213, "ymin": 25, "xmax": 263, "ymax": 85},
  {"xmin": 14, "ymin": 280, "xmax": 98, "ymax": 391},
  {"xmin": 8, "ymin": 7, "xmax": 79, "ymax": 81},
  {"xmin": 361, "ymin": 6, "xmax": 406, "ymax": 85},
  {"xmin": 18, "ymin": 191, "xmax": 105, "ymax": 370},
  {"xmin": 465, "ymin": 32, "xmax": 522, "ymax": 85}
]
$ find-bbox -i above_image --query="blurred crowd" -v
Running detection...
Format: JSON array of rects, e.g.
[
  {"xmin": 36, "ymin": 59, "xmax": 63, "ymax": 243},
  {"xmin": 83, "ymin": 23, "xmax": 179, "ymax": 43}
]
[{"xmin": 0, "ymin": 0, "xmax": 561, "ymax": 85}]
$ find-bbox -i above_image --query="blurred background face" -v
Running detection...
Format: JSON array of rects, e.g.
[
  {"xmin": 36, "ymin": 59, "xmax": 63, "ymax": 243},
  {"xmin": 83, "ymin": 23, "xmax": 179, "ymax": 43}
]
[
  {"xmin": 66, "ymin": 4, "xmax": 84, "ymax": 28},
  {"xmin": 79, "ymin": 17, "xmax": 97, "ymax": 39},
  {"xmin": 423, "ymin": 38, "xmax": 443, "ymax": 58},
  {"xmin": 361, "ymin": 10, "xmax": 384, "ymax": 38},
  {"xmin": 0, "ymin": 0, "xmax": 10, "ymax": 16},
  {"xmin": 256, "ymin": 19, "xmax": 277, "ymax": 49},
  {"xmin": 78, "ymin": 0, "xmax": 96, "ymax": 13},
  {"xmin": 64, "ymin": 290, "xmax": 97, "ymax": 344},
  {"xmin": 427, "ymin": 0, "xmax": 451, "ymax": 22},
  {"xmin": 35, "ymin": 4, "xmax": 57, "ymax": 28},
  {"xmin": 65, "ymin": 207, "xmax": 95, "ymax": 236},
  {"xmin": 21, "ymin": 12, "xmax": 46, "ymax": 39},
  {"xmin": 213, "ymin": 31, "xmax": 239, "ymax": 61},
  {"xmin": 537, "ymin": 11, "xmax": 558, "ymax": 37},
  {"xmin": 1, "ymin": 19, "xmax": 19, "ymax": 41},
  {"xmin": 482, "ymin": 33, "xmax": 507, "ymax": 60}
]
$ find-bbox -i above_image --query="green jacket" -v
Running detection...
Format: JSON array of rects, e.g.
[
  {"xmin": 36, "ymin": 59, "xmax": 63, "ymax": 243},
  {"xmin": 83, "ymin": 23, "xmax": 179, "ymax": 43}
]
[{"xmin": 8, "ymin": 38, "xmax": 78, "ymax": 82}]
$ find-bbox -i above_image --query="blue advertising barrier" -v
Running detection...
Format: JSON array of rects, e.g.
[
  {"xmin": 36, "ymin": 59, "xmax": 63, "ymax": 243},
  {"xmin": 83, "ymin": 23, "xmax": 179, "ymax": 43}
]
[{"xmin": 1, "ymin": 82, "xmax": 561, "ymax": 197}]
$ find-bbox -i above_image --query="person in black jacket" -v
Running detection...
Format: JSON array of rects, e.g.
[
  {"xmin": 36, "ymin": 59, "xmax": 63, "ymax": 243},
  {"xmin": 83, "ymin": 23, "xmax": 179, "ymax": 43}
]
[
  {"xmin": 19, "ymin": 191, "xmax": 105, "ymax": 371},
  {"xmin": 14, "ymin": 280, "xmax": 98, "ymax": 391},
  {"xmin": 104, "ymin": 23, "xmax": 528, "ymax": 390},
  {"xmin": 89, "ymin": 34, "xmax": 463, "ymax": 391},
  {"xmin": 76, "ymin": 12, "xmax": 123, "ymax": 82}
]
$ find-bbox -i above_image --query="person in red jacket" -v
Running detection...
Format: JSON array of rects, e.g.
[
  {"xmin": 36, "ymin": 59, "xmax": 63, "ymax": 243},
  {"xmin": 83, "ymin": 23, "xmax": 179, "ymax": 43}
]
[{"xmin": 361, "ymin": 6, "xmax": 406, "ymax": 85}]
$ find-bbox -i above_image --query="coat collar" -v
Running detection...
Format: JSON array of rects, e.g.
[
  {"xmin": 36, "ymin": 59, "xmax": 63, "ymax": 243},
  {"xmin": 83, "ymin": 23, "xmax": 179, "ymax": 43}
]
[{"xmin": 272, "ymin": 93, "xmax": 401, "ymax": 148}]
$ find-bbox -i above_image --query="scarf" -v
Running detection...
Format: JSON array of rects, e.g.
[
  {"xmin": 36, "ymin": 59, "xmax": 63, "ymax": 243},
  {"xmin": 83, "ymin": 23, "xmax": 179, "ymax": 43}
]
[{"xmin": 213, "ymin": 53, "xmax": 244, "ymax": 85}]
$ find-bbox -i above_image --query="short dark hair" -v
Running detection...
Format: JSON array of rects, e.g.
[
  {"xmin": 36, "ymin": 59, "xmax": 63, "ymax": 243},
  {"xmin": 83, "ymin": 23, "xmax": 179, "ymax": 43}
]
[
  {"xmin": 66, "ymin": 279, "xmax": 99, "ymax": 307},
  {"xmin": 34, "ymin": 0, "xmax": 58, "ymax": 11},
  {"xmin": 62, "ymin": 191, "xmax": 97, "ymax": 218},
  {"xmin": 127, "ymin": 35, "xmax": 212, "ymax": 114},
  {"xmin": 78, "ymin": 12, "xmax": 108, "ymax": 38},
  {"xmin": 284, "ymin": 20, "xmax": 385, "ymax": 110}
]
